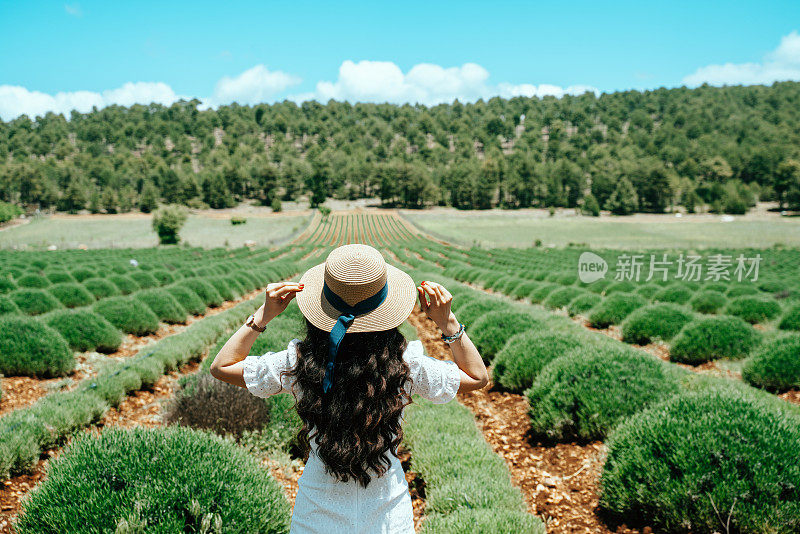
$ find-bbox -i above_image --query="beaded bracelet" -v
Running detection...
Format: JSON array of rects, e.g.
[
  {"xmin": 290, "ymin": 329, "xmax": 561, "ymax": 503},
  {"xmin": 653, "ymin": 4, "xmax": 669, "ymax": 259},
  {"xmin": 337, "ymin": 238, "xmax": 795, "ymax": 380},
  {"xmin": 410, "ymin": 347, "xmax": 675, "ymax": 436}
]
[{"xmin": 441, "ymin": 323, "xmax": 466, "ymax": 344}]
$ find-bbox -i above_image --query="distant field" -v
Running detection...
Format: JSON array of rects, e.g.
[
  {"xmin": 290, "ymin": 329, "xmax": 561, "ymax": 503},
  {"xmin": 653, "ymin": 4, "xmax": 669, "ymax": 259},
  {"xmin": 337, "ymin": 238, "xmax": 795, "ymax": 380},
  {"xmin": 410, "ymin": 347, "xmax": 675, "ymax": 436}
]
[
  {"xmin": 403, "ymin": 209, "xmax": 800, "ymax": 249},
  {"xmin": 0, "ymin": 213, "xmax": 310, "ymax": 249}
]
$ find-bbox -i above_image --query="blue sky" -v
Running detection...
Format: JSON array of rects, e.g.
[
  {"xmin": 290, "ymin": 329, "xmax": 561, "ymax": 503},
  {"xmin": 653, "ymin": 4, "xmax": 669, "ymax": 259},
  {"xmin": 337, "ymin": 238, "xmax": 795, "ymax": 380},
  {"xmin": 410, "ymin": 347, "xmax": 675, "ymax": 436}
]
[{"xmin": 1, "ymin": 0, "xmax": 799, "ymax": 120}]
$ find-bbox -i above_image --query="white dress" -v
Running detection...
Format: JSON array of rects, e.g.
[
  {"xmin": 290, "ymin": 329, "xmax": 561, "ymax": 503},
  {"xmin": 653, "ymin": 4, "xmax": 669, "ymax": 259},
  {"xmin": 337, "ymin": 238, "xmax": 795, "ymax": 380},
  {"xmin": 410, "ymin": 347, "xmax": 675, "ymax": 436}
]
[{"xmin": 242, "ymin": 338, "xmax": 462, "ymax": 534}]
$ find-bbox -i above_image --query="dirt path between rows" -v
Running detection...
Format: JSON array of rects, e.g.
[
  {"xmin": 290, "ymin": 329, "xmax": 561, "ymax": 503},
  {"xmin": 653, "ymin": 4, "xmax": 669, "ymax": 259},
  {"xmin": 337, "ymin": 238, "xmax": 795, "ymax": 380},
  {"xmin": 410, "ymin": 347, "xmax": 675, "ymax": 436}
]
[{"xmin": 408, "ymin": 308, "xmax": 645, "ymax": 534}]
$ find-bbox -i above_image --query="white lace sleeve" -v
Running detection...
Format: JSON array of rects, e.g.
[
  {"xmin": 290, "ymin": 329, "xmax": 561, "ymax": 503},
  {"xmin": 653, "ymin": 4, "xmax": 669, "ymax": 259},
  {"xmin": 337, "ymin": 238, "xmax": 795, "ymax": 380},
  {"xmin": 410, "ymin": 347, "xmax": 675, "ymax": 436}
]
[
  {"xmin": 242, "ymin": 339, "xmax": 300, "ymax": 398},
  {"xmin": 404, "ymin": 339, "xmax": 461, "ymax": 404}
]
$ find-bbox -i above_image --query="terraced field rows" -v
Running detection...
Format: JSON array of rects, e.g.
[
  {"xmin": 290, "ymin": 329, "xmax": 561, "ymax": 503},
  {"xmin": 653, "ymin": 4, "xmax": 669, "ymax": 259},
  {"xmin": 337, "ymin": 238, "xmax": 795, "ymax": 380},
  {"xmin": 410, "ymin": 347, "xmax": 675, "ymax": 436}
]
[{"xmin": 296, "ymin": 211, "xmax": 417, "ymax": 247}]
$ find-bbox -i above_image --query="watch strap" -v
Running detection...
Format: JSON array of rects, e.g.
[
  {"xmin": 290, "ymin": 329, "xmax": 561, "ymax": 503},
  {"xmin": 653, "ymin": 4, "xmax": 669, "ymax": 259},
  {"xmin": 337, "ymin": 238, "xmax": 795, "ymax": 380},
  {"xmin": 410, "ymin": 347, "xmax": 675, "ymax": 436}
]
[{"xmin": 245, "ymin": 314, "xmax": 267, "ymax": 332}]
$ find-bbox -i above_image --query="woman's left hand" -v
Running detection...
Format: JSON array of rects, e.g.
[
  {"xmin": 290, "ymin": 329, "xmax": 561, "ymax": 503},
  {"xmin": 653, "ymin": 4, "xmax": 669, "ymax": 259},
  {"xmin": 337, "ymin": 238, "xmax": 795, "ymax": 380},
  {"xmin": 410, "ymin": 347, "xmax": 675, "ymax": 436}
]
[{"xmin": 258, "ymin": 281, "xmax": 303, "ymax": 326}]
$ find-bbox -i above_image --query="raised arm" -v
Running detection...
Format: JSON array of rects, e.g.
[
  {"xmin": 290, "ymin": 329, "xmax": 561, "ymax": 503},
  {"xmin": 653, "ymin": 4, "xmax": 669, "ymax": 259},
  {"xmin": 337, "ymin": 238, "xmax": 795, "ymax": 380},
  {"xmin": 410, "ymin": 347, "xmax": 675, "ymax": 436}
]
[
  {"xmin": 209, "ymin": 281, "xmax": 303, "ymax": 387},
  {"xmin": 417, "ymin": 281, "xmax": 489, "ymax": 392}
]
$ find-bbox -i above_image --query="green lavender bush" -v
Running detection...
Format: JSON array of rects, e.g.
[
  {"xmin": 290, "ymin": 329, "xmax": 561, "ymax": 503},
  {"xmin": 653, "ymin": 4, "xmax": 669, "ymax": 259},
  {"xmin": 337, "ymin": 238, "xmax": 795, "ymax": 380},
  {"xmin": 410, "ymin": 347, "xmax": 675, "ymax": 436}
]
[
  {"xmin": 15, "ymin": 427, "xmax": 291, "ymax": 534},
  {"xmin": 599, "ymin": 387, "xmax": 800, "ymax": 533}
]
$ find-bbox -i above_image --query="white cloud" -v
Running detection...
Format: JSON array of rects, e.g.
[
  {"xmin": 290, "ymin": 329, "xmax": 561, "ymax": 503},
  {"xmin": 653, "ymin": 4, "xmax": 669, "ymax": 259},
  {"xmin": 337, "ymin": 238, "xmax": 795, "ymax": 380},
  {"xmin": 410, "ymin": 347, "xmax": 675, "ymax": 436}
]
[
  {"xmin": 683, "ymin": 31, "xmax": 800, "ymax": 86},
  {"xmin": 497, "ymin": 82, "xmax": 599, "ymax": 99},
  {"xmin": 64, "ymin": 3, "xmax": 82, "ymax": 17},
  {"xmin": 0, "ymin": 61, "xmax": 598, "ymax": 120},
  {"xmin": 206, "ymin": 64, "xmax": 301, "ymax": 107},
  {"xmin": 101, "ymin": 82, "xmax": 179, "ymax": 108},
  {"xmin": 0, "ymin": 82, "xmax": 180, "ymax": 121},
  {"xmin": 300, "ymin": 60, "xmax": 598, "ymax": 106}
]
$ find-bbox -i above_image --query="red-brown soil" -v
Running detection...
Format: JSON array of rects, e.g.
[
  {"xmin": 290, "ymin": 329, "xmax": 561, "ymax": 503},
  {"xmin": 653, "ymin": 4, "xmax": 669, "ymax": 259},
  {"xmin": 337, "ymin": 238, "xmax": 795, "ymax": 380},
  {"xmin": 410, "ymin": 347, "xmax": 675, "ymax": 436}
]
[
  {"xmin": 780, "ymin": 389, "xmax": 800, "ymax": 404},
  {"xmin": 398, "ymin": 445, "xmax": 426, "ymax": 531},
  {"xmin": 408, "ymin": 308, "xmax": 647, "ymax": 534}
]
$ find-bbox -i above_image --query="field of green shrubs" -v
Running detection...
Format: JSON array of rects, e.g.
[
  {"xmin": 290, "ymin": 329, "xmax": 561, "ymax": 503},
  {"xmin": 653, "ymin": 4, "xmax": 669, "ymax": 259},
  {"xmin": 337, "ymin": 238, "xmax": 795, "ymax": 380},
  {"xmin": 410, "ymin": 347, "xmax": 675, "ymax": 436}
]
[
  {"xmin": 1, "ymin": 212, "xmax": 798, "ymax": 533},
  {"xmin": 0, "ymin": 246, "xmax": 300, "ymax": 380},
  {"xmin": 0, "ymin": 227, "xmax": 547, "ymax": 532},
  {"xmin": 393, "ymin": 235, "xmax": 800, "ymax": 533},
  {"xmin": 411, "ymin": 244, "xmax": 800, "ymax": 394}
]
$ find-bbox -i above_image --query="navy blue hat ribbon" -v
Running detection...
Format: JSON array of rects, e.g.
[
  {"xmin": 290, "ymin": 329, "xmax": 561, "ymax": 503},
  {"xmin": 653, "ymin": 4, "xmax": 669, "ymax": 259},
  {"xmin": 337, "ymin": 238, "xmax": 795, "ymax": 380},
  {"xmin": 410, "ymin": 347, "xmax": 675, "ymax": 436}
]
[{"xmin": 322, "ymin": 281, "xmax": 388, "ymax": 394}]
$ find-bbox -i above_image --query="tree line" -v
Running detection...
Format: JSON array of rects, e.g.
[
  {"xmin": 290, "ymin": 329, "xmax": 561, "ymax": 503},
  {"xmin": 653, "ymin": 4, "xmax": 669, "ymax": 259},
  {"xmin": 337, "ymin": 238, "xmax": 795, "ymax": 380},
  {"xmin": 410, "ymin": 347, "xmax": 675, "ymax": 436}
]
[{"xmin": 1, "ymin": 81, "xmax": 800, "ymax": 215}]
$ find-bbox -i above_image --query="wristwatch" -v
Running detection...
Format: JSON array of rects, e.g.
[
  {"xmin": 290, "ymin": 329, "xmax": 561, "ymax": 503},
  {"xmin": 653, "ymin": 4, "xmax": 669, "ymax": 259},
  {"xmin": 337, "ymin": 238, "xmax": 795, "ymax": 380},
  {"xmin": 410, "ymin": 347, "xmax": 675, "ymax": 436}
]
[{"xmin": 244, "ymin": 314, "xmax": 267, "ymax": 332}]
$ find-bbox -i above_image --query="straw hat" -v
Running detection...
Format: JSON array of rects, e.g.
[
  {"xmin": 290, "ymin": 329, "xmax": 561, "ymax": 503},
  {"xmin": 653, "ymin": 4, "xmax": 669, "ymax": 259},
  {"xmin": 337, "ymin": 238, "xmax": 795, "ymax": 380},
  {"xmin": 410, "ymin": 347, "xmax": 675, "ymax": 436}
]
[{"xmin": 295, "ymin": 244, "xmax": 417, "ymax": 333}]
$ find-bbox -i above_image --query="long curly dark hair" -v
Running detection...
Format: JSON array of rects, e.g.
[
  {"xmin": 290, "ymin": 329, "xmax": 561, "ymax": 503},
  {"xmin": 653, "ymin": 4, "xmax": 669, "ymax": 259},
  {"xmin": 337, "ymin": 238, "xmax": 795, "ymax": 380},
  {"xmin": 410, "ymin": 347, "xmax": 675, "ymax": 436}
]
[{"xmin": 281, "ymin": 318, "xmax": 414, "ymax": 488}]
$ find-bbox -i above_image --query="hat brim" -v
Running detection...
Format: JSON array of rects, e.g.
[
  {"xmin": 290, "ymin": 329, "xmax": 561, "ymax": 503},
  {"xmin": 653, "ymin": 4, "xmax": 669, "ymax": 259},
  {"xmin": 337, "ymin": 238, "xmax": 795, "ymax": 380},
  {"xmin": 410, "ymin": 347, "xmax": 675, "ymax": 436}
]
[{"xmin": 295, "ymin": 262, "xmax": 417, "ymax": 333}]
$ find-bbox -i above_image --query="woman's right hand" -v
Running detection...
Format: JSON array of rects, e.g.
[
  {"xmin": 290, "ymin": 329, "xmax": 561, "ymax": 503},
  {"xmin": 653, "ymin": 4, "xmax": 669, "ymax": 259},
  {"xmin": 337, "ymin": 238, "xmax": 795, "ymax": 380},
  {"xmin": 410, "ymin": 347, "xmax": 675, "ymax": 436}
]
[{"xmin": 417, "ymin": 281, "xmax": 460, "ymax": 336}]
